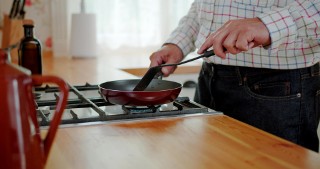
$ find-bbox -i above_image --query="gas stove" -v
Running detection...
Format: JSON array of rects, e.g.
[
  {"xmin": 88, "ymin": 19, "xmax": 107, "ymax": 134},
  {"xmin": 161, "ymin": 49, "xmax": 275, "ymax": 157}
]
[{"xmin": 35, "ymin": 83, "xmax": 216, "ymax": 127}]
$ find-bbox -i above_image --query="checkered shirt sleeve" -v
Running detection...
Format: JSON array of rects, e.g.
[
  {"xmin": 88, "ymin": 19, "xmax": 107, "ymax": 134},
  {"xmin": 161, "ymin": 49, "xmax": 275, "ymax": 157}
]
[
  {"xmin": 164, "ymin": 1, "xmax": 200, "ymax": 56},
  {"xmin": 165, "ymin": 0, "xmax": 320, "ymax": 69},
  {"xmin": 258, "ymin": 1, "xmax": 320, "ymax": 53}
]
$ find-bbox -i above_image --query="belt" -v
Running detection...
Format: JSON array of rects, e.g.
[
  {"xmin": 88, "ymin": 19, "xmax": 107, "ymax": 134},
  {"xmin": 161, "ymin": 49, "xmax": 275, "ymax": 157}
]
[{"xmin": 202, "ymin": 62, "xmax": 320, "ymax": 77}]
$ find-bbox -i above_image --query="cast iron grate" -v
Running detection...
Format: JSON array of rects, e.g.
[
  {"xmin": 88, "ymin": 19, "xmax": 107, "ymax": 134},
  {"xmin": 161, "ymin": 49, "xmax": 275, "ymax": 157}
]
[{"xmin": 35, "ymin": 83, "xmax": 209, "ymax": 126}]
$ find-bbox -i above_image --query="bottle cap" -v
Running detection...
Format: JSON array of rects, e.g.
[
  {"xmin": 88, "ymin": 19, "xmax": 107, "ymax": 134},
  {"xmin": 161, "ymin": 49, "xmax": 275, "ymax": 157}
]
[{"xmin": 23, "ymin": 19, "xmax": 34, "ymax": 26}]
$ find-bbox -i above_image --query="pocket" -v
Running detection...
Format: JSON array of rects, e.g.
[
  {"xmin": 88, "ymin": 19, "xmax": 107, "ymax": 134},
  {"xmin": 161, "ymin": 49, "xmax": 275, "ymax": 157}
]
[
  {"xmin": 250, "ymin": 81, "xmax": 291, "ymax": 97},
  {"xmin": 234, "ymin": 0, "xmax": 274, "ymax": 8},
  {"xmin": 240, "ymin": 85, "xmax": 301, "ymax": 142},
  {"xmin": 243, "ymin": 71, "xmax": 300, "ymax": 100}
]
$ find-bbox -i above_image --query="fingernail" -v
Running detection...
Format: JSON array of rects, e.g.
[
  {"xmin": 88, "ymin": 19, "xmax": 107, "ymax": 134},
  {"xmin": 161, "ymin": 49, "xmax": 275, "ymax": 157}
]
[{"xmin": 163, "ymin": 69, "xmax": 169, "ymax": 75}]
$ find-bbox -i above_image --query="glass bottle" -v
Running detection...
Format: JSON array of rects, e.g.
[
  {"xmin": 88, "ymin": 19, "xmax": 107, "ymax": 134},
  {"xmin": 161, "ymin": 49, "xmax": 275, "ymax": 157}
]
[{"xmin": 18, "ymin": 20, "xmax": 42, "ymax": 75}]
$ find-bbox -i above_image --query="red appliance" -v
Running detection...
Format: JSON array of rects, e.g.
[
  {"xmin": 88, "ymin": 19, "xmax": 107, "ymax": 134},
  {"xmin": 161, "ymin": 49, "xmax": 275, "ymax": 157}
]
[{"xmin": 0, "ymin": 50, "xmax": 69, "ymax": 169}]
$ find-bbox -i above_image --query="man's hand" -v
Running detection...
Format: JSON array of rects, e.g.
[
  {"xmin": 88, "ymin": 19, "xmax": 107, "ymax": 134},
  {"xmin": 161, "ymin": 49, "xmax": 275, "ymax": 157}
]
[
  {"xmin": 149, "ymin": 44, "xmax": 183, "ymax": 76},
  {"xmin": 198, "ymin": 18, "xmax": 271, "ymax": 59}
]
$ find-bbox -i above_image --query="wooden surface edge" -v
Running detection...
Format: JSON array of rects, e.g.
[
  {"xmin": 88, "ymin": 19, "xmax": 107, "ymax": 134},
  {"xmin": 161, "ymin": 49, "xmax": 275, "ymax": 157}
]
[{"xmin": 121, "ymin": 66, "xmax": 201, "ymax": 76}]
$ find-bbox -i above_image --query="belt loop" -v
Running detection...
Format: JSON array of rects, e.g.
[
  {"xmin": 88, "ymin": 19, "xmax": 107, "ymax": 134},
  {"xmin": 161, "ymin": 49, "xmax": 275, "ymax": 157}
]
[
  {"xmin": 311, "ymin": 62, "xmax": 320, "ymax": 76},
  {"xmin": 235, "ymin": 67, "xmax": 243, "ymax": 86},
  {"xmin": 201, "ymin": 62, "xmax": 207, "ymax": 75},
  {"xmin": 202, "ymin": 62, "xmax": 214, "ymax": 77},
  {"xmin": 210, "ymin": 63, "xmax": 214, "ymax": 77}
]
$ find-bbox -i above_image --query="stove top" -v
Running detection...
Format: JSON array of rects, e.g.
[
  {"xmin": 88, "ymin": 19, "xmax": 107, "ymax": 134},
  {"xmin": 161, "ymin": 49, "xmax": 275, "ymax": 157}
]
[{"xmin": 35, "ymin": 83, "xmax": 215, "ymax": 126}]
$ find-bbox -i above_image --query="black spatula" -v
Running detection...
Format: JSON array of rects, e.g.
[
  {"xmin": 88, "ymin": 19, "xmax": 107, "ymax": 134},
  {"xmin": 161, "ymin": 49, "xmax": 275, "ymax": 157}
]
[{"xmin": 133, "ymin": 50, "xmax": 215, "ymax": 91}]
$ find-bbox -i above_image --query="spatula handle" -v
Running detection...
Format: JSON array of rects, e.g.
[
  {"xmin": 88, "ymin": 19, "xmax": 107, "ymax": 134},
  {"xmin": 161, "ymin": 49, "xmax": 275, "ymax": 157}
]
[{"xmin": 202, "ymin": 50, "xmax": 215, "ymax": 58}]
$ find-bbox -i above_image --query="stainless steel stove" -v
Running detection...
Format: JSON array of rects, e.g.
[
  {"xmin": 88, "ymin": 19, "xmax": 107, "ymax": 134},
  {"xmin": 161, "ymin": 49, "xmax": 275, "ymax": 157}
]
[{"xmin": 35, "ymin": 83, "xmax": 216, "ymax": 126}]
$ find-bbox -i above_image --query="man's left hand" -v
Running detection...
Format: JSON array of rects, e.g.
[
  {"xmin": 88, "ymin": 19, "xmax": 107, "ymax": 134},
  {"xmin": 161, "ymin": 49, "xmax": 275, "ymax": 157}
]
[{"xmin": 198, "ymin": 18, "xmax": 271, "ymax": 59}]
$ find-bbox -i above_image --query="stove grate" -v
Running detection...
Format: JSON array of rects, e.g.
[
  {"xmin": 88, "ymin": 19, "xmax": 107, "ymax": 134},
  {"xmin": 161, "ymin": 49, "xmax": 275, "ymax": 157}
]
[{"xmin": 35, "ymin": 83, "xmax": 210, "ymax": 126}]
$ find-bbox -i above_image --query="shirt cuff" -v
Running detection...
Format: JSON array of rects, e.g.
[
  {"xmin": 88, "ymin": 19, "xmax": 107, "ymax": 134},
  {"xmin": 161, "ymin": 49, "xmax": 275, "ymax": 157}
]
[{"xmin": 258, "ymin": 8, "xmax": 297, "ymax": 53}]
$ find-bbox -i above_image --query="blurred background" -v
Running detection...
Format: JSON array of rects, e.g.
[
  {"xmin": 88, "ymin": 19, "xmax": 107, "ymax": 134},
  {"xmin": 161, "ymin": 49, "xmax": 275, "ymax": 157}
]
[{"xmin": 0, "ymin": 0, "xmax": 193, "ymax": 57}]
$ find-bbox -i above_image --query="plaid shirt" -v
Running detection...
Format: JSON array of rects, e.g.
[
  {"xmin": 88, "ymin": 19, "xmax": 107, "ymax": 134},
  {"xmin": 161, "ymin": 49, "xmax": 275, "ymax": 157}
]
[{"xmin": 165, "ymin": 0, "xmax": 320, "ymax": 69}]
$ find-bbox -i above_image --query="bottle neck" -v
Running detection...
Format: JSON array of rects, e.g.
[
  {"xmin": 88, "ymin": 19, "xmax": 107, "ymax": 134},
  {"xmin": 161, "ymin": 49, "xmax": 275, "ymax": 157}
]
[{"xmin": 24, "ymin": 26, "xmax": 34, "ymax": 38}]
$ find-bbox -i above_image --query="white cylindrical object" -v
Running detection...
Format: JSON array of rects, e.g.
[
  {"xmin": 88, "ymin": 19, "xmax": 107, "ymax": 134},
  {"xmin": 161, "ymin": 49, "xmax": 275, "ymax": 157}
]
[{"xmin": 70, "ymin": 13, "xmax": 97, "ymax": 58}]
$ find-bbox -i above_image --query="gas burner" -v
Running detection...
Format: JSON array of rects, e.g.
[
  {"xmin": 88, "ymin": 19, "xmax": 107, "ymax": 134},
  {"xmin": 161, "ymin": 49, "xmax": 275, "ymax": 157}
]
[
  {"xmin": 35, "ymin": 83, "xmax": 213, "ymax": 126},
  {"xmin": 33, "ymin": 92, "xmax": 42, "ymax": 100},
  {"xmin": 122, "ymin": 105, "xmax": 161, "ymax": 114}
]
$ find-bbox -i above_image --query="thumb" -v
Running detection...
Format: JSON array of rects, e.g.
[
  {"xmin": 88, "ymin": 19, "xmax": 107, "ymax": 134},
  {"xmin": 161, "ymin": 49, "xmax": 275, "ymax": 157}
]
[
  {"xmin": 161, "ymin": 57, "xmax": 178, "ymax": 76},
  {"xmin": 161, "ymin": 66, "xmax": 177, "ymax": 77}
]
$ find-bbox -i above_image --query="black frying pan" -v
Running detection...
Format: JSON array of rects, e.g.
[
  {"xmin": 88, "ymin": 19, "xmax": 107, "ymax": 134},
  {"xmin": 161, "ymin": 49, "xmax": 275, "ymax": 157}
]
[{"xmin": 99, "ymin": 79, "xmax": 181, "ymax": 106}]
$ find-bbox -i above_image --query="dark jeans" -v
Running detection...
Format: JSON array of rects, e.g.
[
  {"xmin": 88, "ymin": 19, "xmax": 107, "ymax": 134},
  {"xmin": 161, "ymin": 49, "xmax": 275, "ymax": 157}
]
[{"xmin": 194, "ymin": 62, "xmax": 320, "ymax": 152}]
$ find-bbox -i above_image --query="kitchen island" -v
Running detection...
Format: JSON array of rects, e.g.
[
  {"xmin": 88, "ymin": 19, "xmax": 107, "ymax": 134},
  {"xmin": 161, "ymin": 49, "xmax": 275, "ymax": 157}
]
[
  {"xmin": 41, "ymin": 54, "xmax": 320, "ymax": 169},
  {"xmin": 44, "ymin": 114, "xmax": 320, "ymax": 169}
]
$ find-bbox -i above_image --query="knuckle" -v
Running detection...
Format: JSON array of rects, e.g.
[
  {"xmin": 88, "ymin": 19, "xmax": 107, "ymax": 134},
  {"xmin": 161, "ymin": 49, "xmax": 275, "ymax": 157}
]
[
  {"xmin": 229, "ymin": 50, "xmax": 238, "ymax": 55},
  {"xmin": 223, "ymin": 42, "xmax": 238, "ymax": 54},
  {"xmin": 149, "ymin": 52, "xmax": 157, "ymax": 60},
  {"xmin": 241, "ymin": 27, "xmax": 253, "ymax": 35},
  {"xmin": 211, "ymin": 38, "xmax": 220, "ymax": 46},
  {"xmin": 235, "ymin": 42, "xmax": 243, "ymax": 48},
  {"xmin": 214, "ymin": 50, "xmax": 224, "ymax": 58},
  {"xmin": 235, "ymin": 42, "xmax": 248, "ymax": 51},
  {"xmin": 149, "ymin": 54, "xmax": 155, "ymax": 60},
  {"xmin": 223, "ymin": 41, "xmax": 233, "ymax": 49}
]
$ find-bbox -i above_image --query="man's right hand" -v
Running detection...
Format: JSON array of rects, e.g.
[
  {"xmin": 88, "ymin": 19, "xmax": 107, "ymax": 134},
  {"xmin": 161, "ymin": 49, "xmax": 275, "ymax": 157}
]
[{"xmin": 149, "ymin": 44, "xmax": 184, "ymax": 77}]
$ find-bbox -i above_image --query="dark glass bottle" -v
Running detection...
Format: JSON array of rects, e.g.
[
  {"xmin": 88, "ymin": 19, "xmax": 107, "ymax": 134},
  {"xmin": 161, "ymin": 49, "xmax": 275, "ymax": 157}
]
[{"xmin": 18, "ymin": 22, "xmax": 42, "ymax": 75}]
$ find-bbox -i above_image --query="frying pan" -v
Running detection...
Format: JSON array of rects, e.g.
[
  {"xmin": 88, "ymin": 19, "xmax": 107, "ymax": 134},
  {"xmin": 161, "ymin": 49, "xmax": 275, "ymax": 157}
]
[
  {"xmin": 99, "ymin": 79, "xmax": 181, "ymax": 106},
  {"xmin": 99, "ymin": 50, "xmax": 215, "ymax": 106}
]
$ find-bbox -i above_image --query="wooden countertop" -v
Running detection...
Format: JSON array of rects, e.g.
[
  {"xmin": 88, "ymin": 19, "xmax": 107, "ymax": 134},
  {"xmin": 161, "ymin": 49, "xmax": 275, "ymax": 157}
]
[
  {"xmin": 44, "ymin": 114, "xmax": 320, "ymax": 169},
  {"xmin": 40, "ymin": 54, "xmax": 320, "ymax": 168},
  {"xmin": 41, "ymin": 53, "xmax": 138, "ymax": 85}
]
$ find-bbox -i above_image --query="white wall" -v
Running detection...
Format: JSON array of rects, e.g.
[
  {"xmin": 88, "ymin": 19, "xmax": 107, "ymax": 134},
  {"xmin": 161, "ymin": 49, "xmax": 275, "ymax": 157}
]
[
  {"xmin": 0, "ymin": 0, "xmax": 52, "ymax": 50},
  {"xmin": 0, "ymin": 0, "xmax": 12, "ymax": 26}
]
